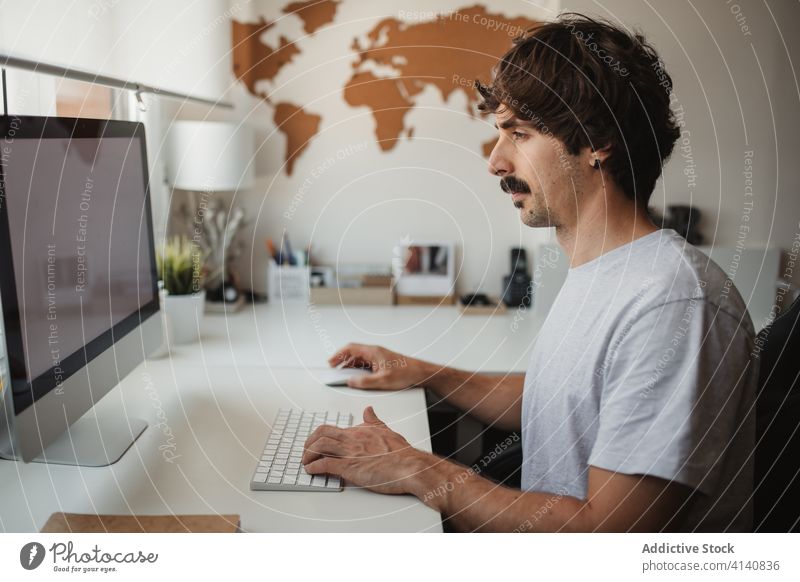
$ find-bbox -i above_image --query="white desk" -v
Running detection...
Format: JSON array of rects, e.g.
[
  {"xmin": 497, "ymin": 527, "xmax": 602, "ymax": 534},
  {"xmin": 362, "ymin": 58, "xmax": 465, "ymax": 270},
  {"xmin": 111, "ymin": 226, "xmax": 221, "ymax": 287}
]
[
  {"xmin": 0, "ymin": 303, "xmax": 540, "ymax": 532},
  {"xmin": 177, "ymin": 302, "xmax": 542, "ymax": 373}
]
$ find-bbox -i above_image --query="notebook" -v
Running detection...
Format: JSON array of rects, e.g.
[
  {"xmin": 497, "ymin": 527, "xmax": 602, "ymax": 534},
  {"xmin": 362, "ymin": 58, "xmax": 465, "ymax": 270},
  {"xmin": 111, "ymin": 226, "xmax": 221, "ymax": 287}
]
[{"xmin": 40, "ymin": 512, "xmax": 240, "ymax": 533}]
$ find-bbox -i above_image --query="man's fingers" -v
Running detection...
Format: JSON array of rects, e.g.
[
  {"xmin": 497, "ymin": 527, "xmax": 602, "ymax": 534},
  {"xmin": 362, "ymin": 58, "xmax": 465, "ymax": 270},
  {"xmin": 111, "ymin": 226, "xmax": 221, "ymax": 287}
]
[
  {"xmin": 304, "ymin": 456, "xmax": 344, "ymax": 476},
  {"xmin": 303, "ymin": 425, "xmax": 344, "ymax": 462},
  {"xmin": 302, "ymin": 436, "xmax": 345, "ymax": 465},
  {"xmin": 328, "ymin": 343, "xmax": 374, "ymax": 367},
  {"xmin": 306, "ymin": 424, "xmax": 344, "ymax": 444},
  {"xmin": 328, "ymin": 353, "xmax": 351, "ymax": 367},
  {"xmin": 327, "ymin": 345, "xmax": 353, "ymax": 367},
  {"xmin": 362, "ymin": 405, "xmax": 384, "ymax": 425}
]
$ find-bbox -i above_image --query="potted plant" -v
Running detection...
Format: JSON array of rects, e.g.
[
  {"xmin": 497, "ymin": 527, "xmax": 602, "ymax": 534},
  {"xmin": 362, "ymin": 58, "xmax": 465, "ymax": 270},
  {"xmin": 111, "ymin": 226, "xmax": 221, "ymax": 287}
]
[{"xmin": 157, "ymin": 235, "xmax": 206, "ymax": 344}]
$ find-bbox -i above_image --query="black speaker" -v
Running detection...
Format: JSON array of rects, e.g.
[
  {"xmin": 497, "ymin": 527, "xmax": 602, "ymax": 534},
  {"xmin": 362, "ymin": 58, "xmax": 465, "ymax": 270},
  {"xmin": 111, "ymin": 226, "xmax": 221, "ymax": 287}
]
[{"xmin": 501, "ymin": 248, "xmax": 533, "ymax": 308}]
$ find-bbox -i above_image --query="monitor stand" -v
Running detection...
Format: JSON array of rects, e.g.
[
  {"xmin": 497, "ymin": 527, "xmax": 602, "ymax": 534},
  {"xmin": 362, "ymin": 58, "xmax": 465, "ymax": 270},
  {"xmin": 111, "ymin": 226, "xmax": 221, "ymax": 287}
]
[{"xmin": 31, "ymin": 415, "xmax": 147, "ymax": 467}]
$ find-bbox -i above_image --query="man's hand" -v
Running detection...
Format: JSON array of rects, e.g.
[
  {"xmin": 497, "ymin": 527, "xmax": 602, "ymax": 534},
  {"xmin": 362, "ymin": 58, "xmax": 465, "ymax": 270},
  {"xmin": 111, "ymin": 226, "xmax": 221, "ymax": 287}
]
[
  {"xmin": 302, "ymin": 406, "xmax": 431, "ymax": 495},
  {"xmin": 302, "ymin": 407, "xmax": 693, "ymax": 531},
  {"xmin": 327, "ymin": 343, "xmax": 525, "ymax": 430},
  {"xmin": 327, "ymin": 343, "xmax": 433, "ymax": 390}
]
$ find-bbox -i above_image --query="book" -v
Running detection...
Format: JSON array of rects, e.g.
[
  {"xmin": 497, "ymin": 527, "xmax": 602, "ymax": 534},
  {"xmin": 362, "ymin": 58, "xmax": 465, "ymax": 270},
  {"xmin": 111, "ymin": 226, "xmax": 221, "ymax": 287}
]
[{"xmin": 40, "ymin": 512, "xmax": 240, "ymax": 533}]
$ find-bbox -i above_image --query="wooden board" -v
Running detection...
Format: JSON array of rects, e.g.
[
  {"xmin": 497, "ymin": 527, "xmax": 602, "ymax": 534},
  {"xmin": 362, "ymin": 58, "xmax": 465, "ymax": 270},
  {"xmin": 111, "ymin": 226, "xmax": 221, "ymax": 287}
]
[
  {"xmin": 396, "ymin": 294, "xmax": 455, "ymax": 306},
  {"xmin": 41, "ymin": 512, "xmax": 240, "ymax": 533},
  {"xmin": 310, "ymin": 287, "xmax": 394, "ymax": 306}
]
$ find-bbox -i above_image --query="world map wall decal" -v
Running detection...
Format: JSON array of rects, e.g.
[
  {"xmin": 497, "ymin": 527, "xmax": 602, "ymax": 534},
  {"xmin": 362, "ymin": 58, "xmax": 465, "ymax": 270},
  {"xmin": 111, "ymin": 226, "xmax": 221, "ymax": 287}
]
[{"xmin": 232, "ymin": 1, "xmax": 540, "ymax": 175}]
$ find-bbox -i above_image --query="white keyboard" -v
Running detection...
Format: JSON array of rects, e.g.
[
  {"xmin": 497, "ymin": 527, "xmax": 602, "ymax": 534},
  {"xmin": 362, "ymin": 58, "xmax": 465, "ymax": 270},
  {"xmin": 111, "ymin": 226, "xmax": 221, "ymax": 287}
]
[{"xmin": 250, "ymin": 409, "xmax": 353, "ymax": 492}]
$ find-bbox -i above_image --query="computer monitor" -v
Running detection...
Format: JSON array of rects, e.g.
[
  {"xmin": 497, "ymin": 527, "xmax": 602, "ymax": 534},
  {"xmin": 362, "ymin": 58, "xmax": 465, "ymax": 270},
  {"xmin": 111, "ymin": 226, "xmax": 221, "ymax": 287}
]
[{"xmin": 0, "ymin": 115, "xmax": 162, "ymax": 466}]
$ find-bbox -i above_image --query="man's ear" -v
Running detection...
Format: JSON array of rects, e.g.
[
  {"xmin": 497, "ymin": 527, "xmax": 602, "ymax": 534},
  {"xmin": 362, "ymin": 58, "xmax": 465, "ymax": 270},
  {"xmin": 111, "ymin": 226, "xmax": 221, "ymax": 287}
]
[{"xmin": 588, "ymin": 144, "xmax": 612, "ymax": 169}]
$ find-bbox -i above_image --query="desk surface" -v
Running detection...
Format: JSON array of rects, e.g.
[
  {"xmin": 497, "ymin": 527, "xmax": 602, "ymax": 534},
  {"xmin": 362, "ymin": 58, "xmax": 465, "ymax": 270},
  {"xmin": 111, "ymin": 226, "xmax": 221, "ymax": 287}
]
[
  {"xmin": 1, "ymin": 363, "xmax": 442, "ymax": 532},
  {"xmin": 180, "ymin": 302, "xmax": 541, "ymax": 373},
  {"xmin": 0, "ymin": 303, "xmax": 539, "ymax": 532}
]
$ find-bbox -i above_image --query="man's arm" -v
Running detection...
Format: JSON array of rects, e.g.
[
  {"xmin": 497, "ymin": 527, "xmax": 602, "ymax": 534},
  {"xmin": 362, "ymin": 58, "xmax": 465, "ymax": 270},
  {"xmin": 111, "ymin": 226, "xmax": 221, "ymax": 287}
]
[
  {"xmin": 329, "ymin": 343, "xmax": 523, "ymax": 430},
  {"xmin": 422, "ymin": 366, "xmax": 524, "ymax": 431},
  {"xmin": 303, "ymin": 407, "xmax": 694, "ymax": 532},
  {"xmin": 407, "ymin": 454, "xmax": 693, "ymax": 532}
]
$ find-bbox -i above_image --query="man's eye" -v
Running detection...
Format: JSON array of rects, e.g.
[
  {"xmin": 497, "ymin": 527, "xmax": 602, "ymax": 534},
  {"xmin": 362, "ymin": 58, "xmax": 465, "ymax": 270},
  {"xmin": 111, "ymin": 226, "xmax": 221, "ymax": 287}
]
[{"xmin": 512, "ymin": 131, "xmax": 528, "ymax": 141}]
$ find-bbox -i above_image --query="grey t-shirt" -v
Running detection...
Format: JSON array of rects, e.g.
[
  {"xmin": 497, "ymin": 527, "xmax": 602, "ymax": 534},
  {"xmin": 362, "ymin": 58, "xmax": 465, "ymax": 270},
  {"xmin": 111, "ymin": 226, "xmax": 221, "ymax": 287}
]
[{"xmin": 521, "ymin": 229, "xmax": 757, "ymax": 532}]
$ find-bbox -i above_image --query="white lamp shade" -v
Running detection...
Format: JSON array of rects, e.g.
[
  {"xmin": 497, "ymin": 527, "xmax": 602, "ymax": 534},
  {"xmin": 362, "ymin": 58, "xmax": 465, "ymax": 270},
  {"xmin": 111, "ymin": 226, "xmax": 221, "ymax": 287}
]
[{"xmin": 165, "ymin": 121, "xmax": 254, "ymax": 191}]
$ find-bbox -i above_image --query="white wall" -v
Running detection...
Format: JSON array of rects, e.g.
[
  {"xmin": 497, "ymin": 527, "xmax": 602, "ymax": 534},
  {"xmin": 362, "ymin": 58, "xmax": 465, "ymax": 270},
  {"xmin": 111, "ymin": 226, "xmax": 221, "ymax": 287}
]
[
  {"xmin": 224, "ymin": 0, "xmax": 560, "ymax": 296},
  {"xmin": 224, "ymin": 0, "xmax": 800, "ymax": 296},
  {"xmin": 0, "ymin": 0, "xmax": 231, "ymax": 101},
  {"xmin": 3, "ymin": 1, "xmax": 798, "ymax": 298},
  {"xmin": 564, "ymin": 0, "xmax": 800, "ymax": 253},
  {"xmin": 0, "ymin": 0, "xmax": 236, "ymax": 248}
]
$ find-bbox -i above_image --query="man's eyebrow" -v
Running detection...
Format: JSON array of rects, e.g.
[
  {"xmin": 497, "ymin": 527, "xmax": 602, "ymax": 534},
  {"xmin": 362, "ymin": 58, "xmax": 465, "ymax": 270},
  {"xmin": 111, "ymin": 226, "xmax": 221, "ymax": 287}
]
[{"xmin": 493, "ymin": 118, "xmax": 533, "ymax": 130}]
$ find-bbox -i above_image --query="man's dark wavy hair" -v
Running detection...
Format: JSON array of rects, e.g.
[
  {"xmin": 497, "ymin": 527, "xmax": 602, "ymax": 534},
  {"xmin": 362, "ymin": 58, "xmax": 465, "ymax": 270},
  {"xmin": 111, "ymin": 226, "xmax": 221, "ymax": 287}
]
[{"xmin": 476, "ymin": 13, "xmax": 680, "ymax": 207}]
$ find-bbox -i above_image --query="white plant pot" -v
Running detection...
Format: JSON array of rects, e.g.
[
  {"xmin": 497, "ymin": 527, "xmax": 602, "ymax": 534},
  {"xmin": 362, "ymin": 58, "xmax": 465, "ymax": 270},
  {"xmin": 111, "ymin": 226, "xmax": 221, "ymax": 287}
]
[
  {"xmin": 163, "ymin": 290, "xmax": 206, "ymax": 345},
  {"xmin": 147, "ymin": 290, "xmax": 173, "ymax": 358}
]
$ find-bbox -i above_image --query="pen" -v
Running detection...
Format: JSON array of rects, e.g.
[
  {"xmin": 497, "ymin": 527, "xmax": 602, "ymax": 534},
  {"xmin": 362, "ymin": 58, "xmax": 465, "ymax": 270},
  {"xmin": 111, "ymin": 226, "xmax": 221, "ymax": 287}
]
[
  {"xmin": 283, "ymin": 231, "xmax": 296, "ymax": 266},
  {"xmin": 266, "ymin": 238, "xmax": 279, "ymax": 264}
]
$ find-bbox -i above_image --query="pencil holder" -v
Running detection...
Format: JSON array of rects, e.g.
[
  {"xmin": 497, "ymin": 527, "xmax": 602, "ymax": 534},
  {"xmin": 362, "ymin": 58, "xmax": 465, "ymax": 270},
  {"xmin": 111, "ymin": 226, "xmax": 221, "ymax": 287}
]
[{"xmin": 267, "ymin": 262, "xmax": 310, "ymax": 303}]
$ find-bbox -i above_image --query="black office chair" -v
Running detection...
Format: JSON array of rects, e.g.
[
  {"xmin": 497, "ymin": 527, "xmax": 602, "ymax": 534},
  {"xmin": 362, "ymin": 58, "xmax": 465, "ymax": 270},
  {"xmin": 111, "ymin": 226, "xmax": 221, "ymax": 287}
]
[
  {"xmin": 476, "ymin": 442, "xmax": 523, "ymax": 489},
  {"xmin": 754, "ymin": 293, "xmax": 800, "ymax": 532},
  {"xmin": 478, "ymin": 295, "xmax": 800, "ymax": 532},
  {"xmin": 475, "ymin": 433, "xmax": 522, "ymax": 488}
]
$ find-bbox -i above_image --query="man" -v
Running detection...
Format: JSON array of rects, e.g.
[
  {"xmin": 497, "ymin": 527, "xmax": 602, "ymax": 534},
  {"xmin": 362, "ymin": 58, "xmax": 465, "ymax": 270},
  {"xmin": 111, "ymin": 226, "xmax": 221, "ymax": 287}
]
[{"xmin": 302, "ymin": 14, "xmax": 757, "ymax": 532}]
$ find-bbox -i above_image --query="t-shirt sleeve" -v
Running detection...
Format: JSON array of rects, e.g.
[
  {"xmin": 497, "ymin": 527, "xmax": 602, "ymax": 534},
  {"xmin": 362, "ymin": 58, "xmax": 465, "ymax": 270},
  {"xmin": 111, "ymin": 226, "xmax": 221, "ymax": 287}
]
[{"xmin": 587, "ymin": 298, "xmax": 755, "ymax": 495}]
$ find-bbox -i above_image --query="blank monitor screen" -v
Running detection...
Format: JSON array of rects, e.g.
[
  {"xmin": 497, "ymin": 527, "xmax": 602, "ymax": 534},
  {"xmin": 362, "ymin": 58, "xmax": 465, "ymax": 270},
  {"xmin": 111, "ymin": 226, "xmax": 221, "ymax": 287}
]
[{"xmin": 0, "ymin": 117, "xmax": 159, "ymax": 414}]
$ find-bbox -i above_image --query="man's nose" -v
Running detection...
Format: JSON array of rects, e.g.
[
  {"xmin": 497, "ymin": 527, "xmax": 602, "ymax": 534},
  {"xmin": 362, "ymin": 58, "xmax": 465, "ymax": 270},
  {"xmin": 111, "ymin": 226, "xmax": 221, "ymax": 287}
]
[{"xmin": 488, "ymin": 140, "xmax": 512, "ymax": 177}]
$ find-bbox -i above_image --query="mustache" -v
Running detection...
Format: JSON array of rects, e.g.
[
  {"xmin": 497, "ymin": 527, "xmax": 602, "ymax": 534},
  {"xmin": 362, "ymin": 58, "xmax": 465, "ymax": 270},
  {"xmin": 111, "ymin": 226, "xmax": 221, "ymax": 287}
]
[{"xmin": 500, "ymin": 175, "xmax": 531, "ymax": 194}]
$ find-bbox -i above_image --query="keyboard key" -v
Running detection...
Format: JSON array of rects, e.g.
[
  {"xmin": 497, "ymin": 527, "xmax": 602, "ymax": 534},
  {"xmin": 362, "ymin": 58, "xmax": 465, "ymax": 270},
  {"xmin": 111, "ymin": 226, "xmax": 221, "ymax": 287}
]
[{"xmin": 251, "ymin": 410, "xmax": 354, "ymax": 492}]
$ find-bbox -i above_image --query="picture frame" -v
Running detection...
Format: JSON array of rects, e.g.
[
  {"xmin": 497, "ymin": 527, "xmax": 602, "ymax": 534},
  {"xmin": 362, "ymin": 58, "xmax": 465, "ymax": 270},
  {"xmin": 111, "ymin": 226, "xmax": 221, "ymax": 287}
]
[{"xmin": 393, "ymin": 240, "xmax": 456, "ymax": 297}]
